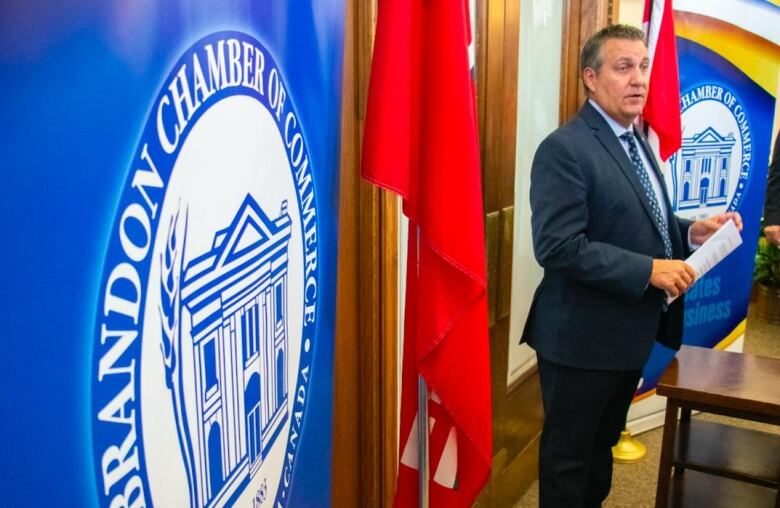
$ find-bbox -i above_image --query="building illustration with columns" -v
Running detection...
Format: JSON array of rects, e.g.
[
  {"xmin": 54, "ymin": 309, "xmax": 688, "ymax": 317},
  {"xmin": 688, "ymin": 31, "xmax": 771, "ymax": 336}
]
[
  {"xmin": 671, "ymin": 126, "xmax": 736, "ymax": 211},
  {"xmin": 175, "ymin": 194, "xmax": 292, "ymax": 508}
]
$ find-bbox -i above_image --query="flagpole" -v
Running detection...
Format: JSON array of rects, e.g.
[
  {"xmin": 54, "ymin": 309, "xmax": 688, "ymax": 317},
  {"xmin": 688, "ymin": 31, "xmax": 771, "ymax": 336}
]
[
  {"xmin": 416, "ymin": 225, "xmax": 429, "ymax": 508},
  {"xmin": 418, "ymin": 376, "xmax": 429, "ymax": 508}
]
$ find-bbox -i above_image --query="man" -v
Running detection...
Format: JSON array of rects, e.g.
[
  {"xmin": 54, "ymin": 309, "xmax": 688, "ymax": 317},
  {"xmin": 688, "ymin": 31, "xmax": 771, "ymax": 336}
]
[
  {"xmin": 764, "ymin": 134, "xmax": 780, "ymax": 246},
  {"xmin": 521, "ymin": 24, "xmax": 742, "ymax": 507}
]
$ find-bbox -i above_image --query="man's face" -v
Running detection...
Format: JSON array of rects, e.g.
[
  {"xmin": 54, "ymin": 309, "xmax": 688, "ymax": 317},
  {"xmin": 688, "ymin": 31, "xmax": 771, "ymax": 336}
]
[{"xmin": 584, "ymin": 38, "xmax": 649, "ymax": 127}]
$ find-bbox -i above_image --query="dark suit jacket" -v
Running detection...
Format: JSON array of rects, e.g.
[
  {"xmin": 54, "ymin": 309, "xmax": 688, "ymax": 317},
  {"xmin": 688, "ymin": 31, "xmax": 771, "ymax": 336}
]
[
  {"xmin": 521, "ymin": 102, "xmax": 691, "ymax": 371},
  {"xmin": 764, "ymin": 134, "xmax": 780, "ymax": 226}
]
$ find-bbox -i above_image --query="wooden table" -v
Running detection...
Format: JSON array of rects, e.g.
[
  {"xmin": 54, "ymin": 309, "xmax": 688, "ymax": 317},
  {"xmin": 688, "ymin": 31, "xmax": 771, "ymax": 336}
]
[{"xmin": 655, "ymin": 345, "xmax": 780, "ymax": 508}]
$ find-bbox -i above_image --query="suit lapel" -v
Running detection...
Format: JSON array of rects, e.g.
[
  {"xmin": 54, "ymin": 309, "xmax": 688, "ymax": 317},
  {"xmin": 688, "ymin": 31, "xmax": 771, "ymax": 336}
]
[{"xmin": 581, "ymin": 103, "xmax": 658, "ymax": 228}]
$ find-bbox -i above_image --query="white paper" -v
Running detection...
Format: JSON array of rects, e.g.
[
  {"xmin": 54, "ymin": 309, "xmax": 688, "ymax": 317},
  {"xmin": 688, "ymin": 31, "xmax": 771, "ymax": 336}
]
[{"xmin": 667, "ymin": 219, "xmax": 742, "ymax": 304}]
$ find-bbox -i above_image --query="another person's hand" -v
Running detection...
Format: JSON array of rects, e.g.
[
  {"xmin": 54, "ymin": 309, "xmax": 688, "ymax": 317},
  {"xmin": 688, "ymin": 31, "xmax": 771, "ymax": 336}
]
[
  {"xmin": 649, "ymin": 259, "xmax": 696, "ymax": 298},
  {"xmin": 765, "ymin": 225, "xmax": 780, "ymax": 247},
  {"xmin": 689, "ymin": 212, "xmax": 743, "ymax": 245}
]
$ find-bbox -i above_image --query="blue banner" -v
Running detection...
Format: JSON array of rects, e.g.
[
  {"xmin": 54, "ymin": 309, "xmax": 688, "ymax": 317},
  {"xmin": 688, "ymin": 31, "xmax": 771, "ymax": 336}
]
[
  {"xmin": 0, "ymin": 2, "xmax": 344, "ymax": 507},
  {"xmin": 637, "ymin": 3, "xmax": 780, "ymax": 398}
]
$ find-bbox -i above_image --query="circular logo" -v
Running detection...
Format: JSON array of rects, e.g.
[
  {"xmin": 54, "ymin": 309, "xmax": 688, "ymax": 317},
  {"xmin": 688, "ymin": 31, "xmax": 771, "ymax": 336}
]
[
  {"xmin": 91, "ymin": 32, "xmax": 318, "ymax": 508},
  {"xmin": 669, "ymin": 83, "xmax": 753, "ymax": 220}
]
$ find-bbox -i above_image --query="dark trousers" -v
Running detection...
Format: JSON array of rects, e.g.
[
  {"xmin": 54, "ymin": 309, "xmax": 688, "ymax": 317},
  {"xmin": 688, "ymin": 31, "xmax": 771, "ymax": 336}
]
[{"xmin": 537, "ymin": 356, "xmax": 642, "ymax": 508}]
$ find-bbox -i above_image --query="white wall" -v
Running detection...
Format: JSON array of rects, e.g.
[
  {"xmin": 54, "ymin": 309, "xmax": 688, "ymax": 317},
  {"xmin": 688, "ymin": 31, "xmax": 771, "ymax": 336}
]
[{"xmin": 506, "ymin": 0, "xmax": 564, "ymax": 385}]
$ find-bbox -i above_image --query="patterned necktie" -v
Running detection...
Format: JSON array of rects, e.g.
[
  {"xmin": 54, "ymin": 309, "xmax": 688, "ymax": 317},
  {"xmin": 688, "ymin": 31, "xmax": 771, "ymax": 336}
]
[{"xmin": 620, "ymin": 131, "xmax": 673, "ymax": 260}]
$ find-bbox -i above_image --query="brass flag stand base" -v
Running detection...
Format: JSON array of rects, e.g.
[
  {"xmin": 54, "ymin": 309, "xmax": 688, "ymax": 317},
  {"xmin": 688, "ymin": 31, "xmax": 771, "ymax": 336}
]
[{"xmin": 612, "ymin": 429, "xmax": 647, "ymax": 463}]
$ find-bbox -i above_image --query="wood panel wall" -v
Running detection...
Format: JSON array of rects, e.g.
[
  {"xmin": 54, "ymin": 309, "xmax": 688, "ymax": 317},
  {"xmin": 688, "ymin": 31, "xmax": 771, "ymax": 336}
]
[
  {"xmin": 333, "ymin": 0, "xmax": 398, "ymax": 506},
  {"xmin": 560, "ymin": 0, "xmax": 617, "ymax": 122}
]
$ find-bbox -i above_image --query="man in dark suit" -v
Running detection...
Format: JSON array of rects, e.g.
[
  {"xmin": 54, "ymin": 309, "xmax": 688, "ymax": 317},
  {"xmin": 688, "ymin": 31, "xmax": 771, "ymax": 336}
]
[
  {"xmin": 522, "ymin": 24, "xmax": 742, "ymax": 507},
  {"xmin": 764, "ymin": 134, "xmax": 780, "ymax": 246}
]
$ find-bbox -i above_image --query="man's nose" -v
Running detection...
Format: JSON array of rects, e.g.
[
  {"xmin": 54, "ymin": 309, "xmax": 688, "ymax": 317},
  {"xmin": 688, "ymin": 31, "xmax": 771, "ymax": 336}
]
[{"xmin": 629, "ymin": 68, "xmax": 648, "ymax": 86}]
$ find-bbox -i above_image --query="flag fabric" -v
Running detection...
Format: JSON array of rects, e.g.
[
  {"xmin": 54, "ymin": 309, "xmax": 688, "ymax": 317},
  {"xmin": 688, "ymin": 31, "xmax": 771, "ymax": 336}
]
[
  {"xmin": 361, "ymin": 0, "xmax": 492, "ymax": 506},
  {"xmin": 642, "ymin": 0, "xmax": 682, "ymax": 161}
]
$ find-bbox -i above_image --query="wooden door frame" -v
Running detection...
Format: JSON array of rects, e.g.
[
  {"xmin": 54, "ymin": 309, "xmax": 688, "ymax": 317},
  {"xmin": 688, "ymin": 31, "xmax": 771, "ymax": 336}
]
[
  {"xmin": 333, "ymin": 0, "xmax": 398, "ymax": 507},
  {"xmin": 560, "ymin": 0, "xmax": 618, "ymax": 122},
  {"xmin": 474, "ymin": 0, "xmax": 531, "ymax": 504}
]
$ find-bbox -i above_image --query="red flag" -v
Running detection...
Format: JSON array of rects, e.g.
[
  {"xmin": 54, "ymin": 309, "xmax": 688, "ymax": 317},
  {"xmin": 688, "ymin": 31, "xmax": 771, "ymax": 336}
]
[
  {"xmin": 361, "ymin": 0, "xmax": 492, "ymax": 506},
  {"xmin": 642, "ymin": 0, "xmax": 682, "ymax": 161}
]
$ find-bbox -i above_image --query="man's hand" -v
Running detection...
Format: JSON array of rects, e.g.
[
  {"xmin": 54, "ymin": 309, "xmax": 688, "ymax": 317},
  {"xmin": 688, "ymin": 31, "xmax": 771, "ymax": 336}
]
[
  {"xmin": 650, "ymin": 259, "xmax": 696, "ymax": 298},
  {"xmin": 689, "ymin": 212, "xmax": 743, "ymax": 245},
  {"xmin": 765, "ymin": 225, "xmax": 780, "ymax": 247}
]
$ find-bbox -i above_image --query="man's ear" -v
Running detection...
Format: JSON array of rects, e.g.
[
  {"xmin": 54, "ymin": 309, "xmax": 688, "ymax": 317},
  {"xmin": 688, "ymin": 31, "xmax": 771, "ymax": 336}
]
[{"xmin": 582, "ymin": 67, "xmax": 596, "ymax": 94}]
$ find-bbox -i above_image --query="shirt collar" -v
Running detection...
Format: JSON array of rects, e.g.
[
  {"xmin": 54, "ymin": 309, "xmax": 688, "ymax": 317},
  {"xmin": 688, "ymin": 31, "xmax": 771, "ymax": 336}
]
[{"xmin": 588, "ymin": 99, "xmax": 637, "ymax": 139}]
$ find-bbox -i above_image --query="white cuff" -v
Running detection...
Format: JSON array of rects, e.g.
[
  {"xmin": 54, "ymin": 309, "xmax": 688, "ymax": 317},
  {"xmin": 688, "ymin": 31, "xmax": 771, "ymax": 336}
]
[{"xmin": 687, "ymin": 228, "xmax": 700, "ymax": 250}]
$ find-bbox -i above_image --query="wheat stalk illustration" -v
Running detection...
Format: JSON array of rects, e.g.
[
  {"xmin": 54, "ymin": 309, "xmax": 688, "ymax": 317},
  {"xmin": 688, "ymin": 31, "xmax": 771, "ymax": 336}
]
[
  {"xmin": 158, "ymin": 207, "xmax": 199, "ymax": 508},
  {"xmin": 159, "ymin": 210, "xmax": 180, "ymax": 388}
]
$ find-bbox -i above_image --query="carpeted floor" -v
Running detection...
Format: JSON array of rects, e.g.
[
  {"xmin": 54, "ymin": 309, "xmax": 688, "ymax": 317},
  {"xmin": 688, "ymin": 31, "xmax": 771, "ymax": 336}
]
[{"xmin": 514, "ymin": 304, "xmax": 780, "ymax": 508}]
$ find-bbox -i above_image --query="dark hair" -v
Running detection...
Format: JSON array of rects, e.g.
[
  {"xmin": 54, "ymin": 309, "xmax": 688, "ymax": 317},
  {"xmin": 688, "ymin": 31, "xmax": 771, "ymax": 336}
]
[{"xmin": 581, "ymin": 24, "xmax": 645, "ymax": 93}]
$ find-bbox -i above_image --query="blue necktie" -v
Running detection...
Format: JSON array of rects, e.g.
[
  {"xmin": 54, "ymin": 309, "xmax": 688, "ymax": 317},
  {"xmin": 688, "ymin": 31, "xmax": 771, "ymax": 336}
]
[{"xmin": 620, "ymin": 131, "xmax": 673, "ymax": 260}]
